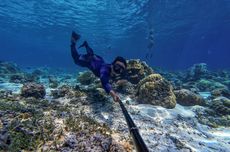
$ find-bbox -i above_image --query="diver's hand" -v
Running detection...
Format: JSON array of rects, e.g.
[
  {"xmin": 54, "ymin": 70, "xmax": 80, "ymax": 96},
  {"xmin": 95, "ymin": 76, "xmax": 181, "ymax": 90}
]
[{"xmin": 110, "ymin": 90, "xmax": 120, "ymax": 102}]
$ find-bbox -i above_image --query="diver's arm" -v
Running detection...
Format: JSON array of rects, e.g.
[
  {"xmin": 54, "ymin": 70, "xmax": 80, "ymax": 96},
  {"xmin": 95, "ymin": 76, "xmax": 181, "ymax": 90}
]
[
  {"xmin": 100, "ymin": 72, "xmax": 112, "ymax": 94},
  {"xmin": 109, "ymin": 90, "xmax": 120, "ymax": 102},
  {"xmin": 100, "ymin": 70, "xmax": 120, "ymax": 102}
]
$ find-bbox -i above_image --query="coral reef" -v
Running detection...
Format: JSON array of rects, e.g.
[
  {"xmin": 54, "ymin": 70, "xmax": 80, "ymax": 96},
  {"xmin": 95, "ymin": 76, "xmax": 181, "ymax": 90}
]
[
  {"xmin": 1, "ymin": 60, "xmax": 230, "ymax": 151},
  {"xmin": 51, "ymin": 85, "xmax": 85, "ymax": 99},
  {"xmin": 87, "ymin": 87, "xmax": 108, "ymax": 102},
  {"xmin": 211, "ymin": 88, "xmax": 230, "ymax": 98},
  {"xmin": 174, "ymin": 89, "xmax": 205, "ymax": 106},
  {"xmin": 136, "ymin": 74, "xmax": 176, "ymax": 109},
  {"xmin": 0, "ymin": 61, "xmax": 21, "ymax": 76},
  {"xmin": 193, "ymin": 106, "xmax": 230, "ymax": 127},
  {"xmin": 31, "ymin": 69, "xmax": 44, "ymax": 76},
  {"xmin": 113, "ymin": 79, "xmax": 135, "ymax": 95},
  {"xmin": 210, "ymin": 97, "xmax": 230, "ymax": 115},
  {"xmin": 77, "ymin": 71, "xmax": 96, "ymax": 85},
  {"xmin": 0, "ymin": 90, "xmax": 19, "ymax": 102},
  {"xmin": 124, "ymin": 59, "xmax": 154, "ymax": 84},
  {"xmin": 196, "ymin": 79, "xmax": 227, "ymax": 92},
  {"xmin": 159, "ymin": 63, "xmax": 229, "ymax": 93},
  {"xmin": 9, "ymin": 73, "xmax": 39, "ymax": 83},
  {"xmin": 0, "ymin": 98, "xmax": 127, "ymax": 151},
  {"xmin": 62, "ymin": 112, "xmax": 118, "ymax": 151},
  {"xmin": 21, "ymin": 83, "xmax": 46, "ymax": 99},
  {"xmin": 24, "ymin": 73, "xmax": 40, "ymax": 83},
  {"xmin": 48, "ymin": 76, "xmax": 59, "ymax": 88},
  {"xmin": 9, "ymin": 74, "xmax": 25, "ymax": 83},
  {"xmin": 0, "ymin": 77, "xmax": 4, "ymax": 83},
  {"xmin": 186, "ymin": 63, "xmax": 209, "ymax": 80}
]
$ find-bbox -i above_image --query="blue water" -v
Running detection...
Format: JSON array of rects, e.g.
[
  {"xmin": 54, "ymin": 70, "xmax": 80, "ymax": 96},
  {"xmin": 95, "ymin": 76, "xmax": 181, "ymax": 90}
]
[{"xmin": 0, "ymin": 0, "xmax": 230, "ymax": 70}]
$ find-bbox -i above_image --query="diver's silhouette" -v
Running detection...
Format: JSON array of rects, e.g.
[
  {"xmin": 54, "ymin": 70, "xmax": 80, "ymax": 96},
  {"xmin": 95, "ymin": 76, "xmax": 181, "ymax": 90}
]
[{"xmin": 71, "ymin": 31, "xmax": 127, "ymax": 102}]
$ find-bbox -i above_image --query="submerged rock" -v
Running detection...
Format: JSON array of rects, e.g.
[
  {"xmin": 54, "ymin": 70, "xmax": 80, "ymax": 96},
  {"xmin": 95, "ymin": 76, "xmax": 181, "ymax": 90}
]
[
  {"xmin": 114, "ymin": 79, "xmax": 135, "ymax": 95},
  {"xmin": 186, "ymin": 63, "xmax": 209, "ymax": 80},
  {"xmin": 211, "ymin": 88, "xmax": 230, "ymax": 98},
  {"xmin": 0, "ymin": 77, "xmax": 5, "ymax": 83},
  {"xmin": 223, "ymin": 79, "xmax": 230, "ymax": 89},
  {"xmin": 52, "ymin": 85, "xmax": 73, "ymax": 98},
  {"xmin": 0, "ymin": 90, "xmax": 11, "ymax": 99},
  {"xmin": 174, "ymin": 89, "xmax": 205, "ymax": 106},
  {"xmin": 51, "ymin": 85, "xmax": 85, "ymax": 99},
  {"xmin": 48, "ymin": 76, "xmax": 59, "ymax": 88},
  {"xmin": 193, "ymin": 105, "xmax": 230, "ymax": 127},
  {"xmin": 0, "ymin": 127, "xmax": 11, "ymax": 150},
  {"xmin": 62, "ymin": 132, "xmax": 125, "ymax": 152},
  {"xmin": 9, "ymin": 73, "xmax": 39, "ymax": 83},
  {"xmin": 210, "ymin": 97, "xmax": 230, "ymax": 115},
  {"xmin": 0, "ymin": 61, "xmax": 21, "ymax": 76},
  {"xmin": 125, "ymin": 59, "xmax": 154, "ymax": 84},
  {"xmin": 24, "ymin": 73, "xmax": 40, "ymax": 83},
  {"xmin": 31, "ymin": 69, "xmax": 44, "ymax": 76},
  {"xmin": 87, "ymin": 87, "xmax": 108, "ymax": 102},
  {"xmin": 0, "ymin": 90, "xmax": 19, "ymax": 101},
  {"xmin": 9, "ymin": 74, "xmax": 25, "ymax": 83},
  {"xmin": 77, "ymin": 71, "xmax": 96, "ymax": 85},
  {"xmin": 196, "ymin": 79, "xmax": 227, "ymax": 91},
  {"xmin": 21, "ymin": 83, "xmax": 46, "ymax": 99},
  {"xmin": 136, "ymin": 74, "xmax": 176, "ymax": 108}
]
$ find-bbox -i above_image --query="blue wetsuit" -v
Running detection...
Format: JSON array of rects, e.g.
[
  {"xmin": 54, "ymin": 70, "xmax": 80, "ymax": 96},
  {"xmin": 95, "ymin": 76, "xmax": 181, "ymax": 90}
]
[{"xmin": 71, "ymin": 42, "xmax": 112, "ymax": 93}]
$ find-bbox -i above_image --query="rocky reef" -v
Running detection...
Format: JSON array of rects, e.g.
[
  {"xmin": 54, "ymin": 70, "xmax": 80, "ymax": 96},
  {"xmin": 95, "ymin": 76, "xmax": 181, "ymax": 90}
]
[
  {"xmin": 124, "ymin": 59, "xmax": 154, "ymax": 84},
  {"xmin": 77, "ymin": 71, "xmax": 96, "ymax": 85},
  {"xmin": 0, "ymin": 60, "xmax": 230, "ymax": 151},
  {"xmin": 186, "ymin": 63, "xmax": 209, "ymax": 81},
  {"xmin": 21, "ymin": 82, "xmax": 46, "ymax": 99},
  {"xmin": 158, "ymin": 63, "xmax": 230, "ymax": 129},
  {"xmin": 210, "ymin": 97, "xmax": 230, "ymax": 115},
  {"xmin": 136, "ymin": 74, "xmax": 176, "ymax": 109},
  {"xmin": 174, "ymin": 89, "xmax": 205, "ymax": 106},
  {"xmin": 0, "ymin": 61, "xmax": 21, "ymax": 76},
  {"xmin": 113, "ymin": 79, "xmax": 135, "ymax": 95}
]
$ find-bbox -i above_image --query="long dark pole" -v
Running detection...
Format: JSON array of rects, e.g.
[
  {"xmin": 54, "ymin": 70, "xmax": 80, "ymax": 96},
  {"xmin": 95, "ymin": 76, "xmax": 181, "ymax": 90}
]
[{"xmin": 118, "ymin": 99, "xmax": 149, "ymax": 152}]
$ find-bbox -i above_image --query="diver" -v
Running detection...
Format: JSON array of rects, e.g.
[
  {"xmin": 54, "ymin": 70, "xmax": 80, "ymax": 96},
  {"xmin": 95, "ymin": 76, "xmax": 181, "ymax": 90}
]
[
  {"xmin": 145, "ymin": 27, "xmax": 154, "ymax": 60},
  {"xmin": 70, "ymin": 31, "xmax": 127, "ymax": 102}
]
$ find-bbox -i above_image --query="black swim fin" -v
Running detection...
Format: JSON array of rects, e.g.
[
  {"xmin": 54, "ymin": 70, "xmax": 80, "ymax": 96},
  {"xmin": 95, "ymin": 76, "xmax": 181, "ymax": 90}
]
[
  {"xmin": 78, "ymin": 41, "xmax": 88, "ymax": 49},
  {"xmin": 72, "ymin": 31, "xmax": 81, "ymax": 40}
]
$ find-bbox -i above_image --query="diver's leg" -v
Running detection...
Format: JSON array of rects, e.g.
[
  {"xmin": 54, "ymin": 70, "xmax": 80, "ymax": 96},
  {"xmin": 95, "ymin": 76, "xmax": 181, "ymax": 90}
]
[
  {"xmin": 71, "ymin": 32, "xmax": 89, "ymax": 67},
  {"xmin": 85, "ymin": 44, "xmax": 94, "ymax": 56},
  {"xmin": 79, "ymin": 41, "xmax": 94, "ymax": 56},
  {"xmin": 71, "ymin": 42, "xmax": 79, "ymax": 62},
  {"xmin": 71, "ymin": 43, "xmax": 90, "ymax": 67},
  {"xmin": 71, "ymin": 31, "xmax": 80, "ymax": 64}
]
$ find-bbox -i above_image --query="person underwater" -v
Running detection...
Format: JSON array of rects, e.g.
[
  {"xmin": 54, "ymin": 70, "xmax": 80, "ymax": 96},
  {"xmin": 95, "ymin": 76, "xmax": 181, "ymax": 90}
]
[
  {"xmin": 145, "ymin": 27, "xmax": 154, "ymax": 60},
  {"xmin": 70, "ymin": 31, "xmax": 127, "ymax": 102}
]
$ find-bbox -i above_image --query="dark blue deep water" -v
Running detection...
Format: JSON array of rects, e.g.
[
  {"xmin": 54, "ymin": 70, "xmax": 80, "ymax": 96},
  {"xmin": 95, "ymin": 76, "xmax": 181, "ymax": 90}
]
[{"xmin": 0, "ymin": 0, "xmax": 230, "ymax": 70}]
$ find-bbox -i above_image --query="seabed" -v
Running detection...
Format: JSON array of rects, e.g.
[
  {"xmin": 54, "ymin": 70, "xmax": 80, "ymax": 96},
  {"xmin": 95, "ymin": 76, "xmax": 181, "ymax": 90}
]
[{"xmin": 0, "ymin": 60, "xmax": 229, "ymax": 152}]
